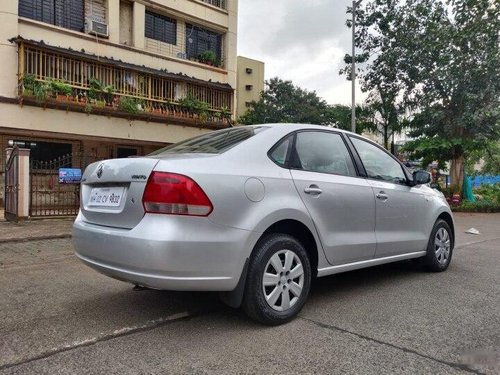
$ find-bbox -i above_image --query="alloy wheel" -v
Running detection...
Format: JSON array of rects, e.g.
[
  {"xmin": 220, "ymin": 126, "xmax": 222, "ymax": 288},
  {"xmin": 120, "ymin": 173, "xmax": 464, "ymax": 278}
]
[
  {"xmin": 434, "ymin": 227, "xmax": 451, "ymax": 266},
  {"xmin": 262, "ymin": 249, "xmax": 304, "ymax": 311}
]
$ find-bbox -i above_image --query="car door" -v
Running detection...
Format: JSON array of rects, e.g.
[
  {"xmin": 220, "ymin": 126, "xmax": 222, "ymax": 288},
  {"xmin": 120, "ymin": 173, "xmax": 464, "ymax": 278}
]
[
  {"xmin": 289, "ymin": 131, "xmax": 376, "ymax": 265},
  {"xmin": 349, "ymin": 136, "xmax": 430, "ymax": 257}
]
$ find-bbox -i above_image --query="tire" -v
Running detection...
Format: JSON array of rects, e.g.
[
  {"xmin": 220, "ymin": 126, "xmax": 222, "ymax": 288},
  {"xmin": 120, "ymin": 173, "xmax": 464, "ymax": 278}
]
[
  {"xmin": 423, "ymin": 219, "xmax": 454, "ymax": 272},
  {"xmin": 242, "ymin": 233, "xmax": 312, "ymax": 325}
]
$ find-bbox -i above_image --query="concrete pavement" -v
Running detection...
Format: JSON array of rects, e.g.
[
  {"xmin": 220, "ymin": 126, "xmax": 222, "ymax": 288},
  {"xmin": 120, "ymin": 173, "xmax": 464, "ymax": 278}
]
[{"xmin": 0, "ymin": 213, "xmax": 498, "ymax": 374}]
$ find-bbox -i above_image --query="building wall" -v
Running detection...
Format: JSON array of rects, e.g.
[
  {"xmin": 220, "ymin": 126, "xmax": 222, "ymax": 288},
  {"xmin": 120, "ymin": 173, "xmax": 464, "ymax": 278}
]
[
  {"xmin": 0, "ymin": 0, "xmax": 237, "ymax": 143},
  {"xmin": 0, "ymin": 0, "xmax": 238, "ymax": 208},
  {"xmin": 236, "ymin": 56, "xmax": 264, "ymax": 119}
]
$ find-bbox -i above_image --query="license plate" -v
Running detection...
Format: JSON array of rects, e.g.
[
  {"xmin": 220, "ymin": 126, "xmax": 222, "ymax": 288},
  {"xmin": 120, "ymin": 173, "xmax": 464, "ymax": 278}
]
[{"xmin": 88, "ymin": 187, "xmax": 124, "ymax": 207}]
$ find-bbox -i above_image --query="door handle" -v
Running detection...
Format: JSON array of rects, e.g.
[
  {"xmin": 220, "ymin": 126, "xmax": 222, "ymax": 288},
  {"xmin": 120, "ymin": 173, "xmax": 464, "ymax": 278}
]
[
  {"xmin": 376, "ymin": 191, "xmax": 388, "ymax": 201},
  {"xmin": 304, "ymin": 185, "xmax": 323, "ymax": 196}
]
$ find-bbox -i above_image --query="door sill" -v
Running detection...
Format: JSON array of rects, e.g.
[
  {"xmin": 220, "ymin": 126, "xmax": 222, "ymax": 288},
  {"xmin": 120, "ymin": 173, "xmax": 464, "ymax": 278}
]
[{"xmin": 317, "ymin": 251, "xmax": 426, "ymax": 277}]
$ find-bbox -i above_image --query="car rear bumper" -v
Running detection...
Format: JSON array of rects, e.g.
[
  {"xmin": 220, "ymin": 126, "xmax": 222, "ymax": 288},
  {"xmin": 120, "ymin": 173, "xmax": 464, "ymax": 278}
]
[{"xmin": 72, "ymin": 212, "xmax": 257, "ymax": 291}]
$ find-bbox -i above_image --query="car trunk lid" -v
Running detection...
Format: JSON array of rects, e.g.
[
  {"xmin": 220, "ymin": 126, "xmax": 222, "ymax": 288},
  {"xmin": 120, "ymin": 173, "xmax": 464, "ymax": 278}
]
[{"xmin": 79, "ymin": 157, "xmax": 159, "ymax": 229}]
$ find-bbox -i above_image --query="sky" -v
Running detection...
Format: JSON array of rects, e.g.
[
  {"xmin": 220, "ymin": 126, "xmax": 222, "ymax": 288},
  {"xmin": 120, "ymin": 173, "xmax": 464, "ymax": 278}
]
[{"xmin": 237, "ymin": 0, "xmax": 367, "ymax": 106}]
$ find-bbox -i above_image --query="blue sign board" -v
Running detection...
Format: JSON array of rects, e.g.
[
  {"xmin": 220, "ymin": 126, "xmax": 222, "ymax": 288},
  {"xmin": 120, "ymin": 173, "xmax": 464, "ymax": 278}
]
[{"xmin": 59, "ymin": 168, "xmax": 82, "ymax": 184}]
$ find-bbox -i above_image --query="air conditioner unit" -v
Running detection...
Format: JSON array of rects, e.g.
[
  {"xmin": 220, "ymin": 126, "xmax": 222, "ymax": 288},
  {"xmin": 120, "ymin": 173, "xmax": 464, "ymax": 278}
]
[{"xmin": 86, "ymin": 19, "xmax": 109, "ymax": 37}]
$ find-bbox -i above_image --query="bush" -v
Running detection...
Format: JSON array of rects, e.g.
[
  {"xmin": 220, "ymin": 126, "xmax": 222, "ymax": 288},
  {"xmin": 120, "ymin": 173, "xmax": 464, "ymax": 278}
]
[
  {"xmin": 474, "ymin": 183, "xmax": 500, "ymax": 203},
  {"xmin": 50, "ymin": 80, "xmax": 73, "ymax": 96},
  {"xmin": 452, "ymin": 199, "xmax": 500, "ymax": 213},
  {"xmin": 118, "ymin": 96, "xmax": 141, "ymax": 114}
]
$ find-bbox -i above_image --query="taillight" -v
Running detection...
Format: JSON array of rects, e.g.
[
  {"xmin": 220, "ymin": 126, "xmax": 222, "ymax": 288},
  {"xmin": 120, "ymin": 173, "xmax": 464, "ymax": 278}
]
[{"xmin": 142, "ymin": 172, "xmax": 213, "ymax": 216}]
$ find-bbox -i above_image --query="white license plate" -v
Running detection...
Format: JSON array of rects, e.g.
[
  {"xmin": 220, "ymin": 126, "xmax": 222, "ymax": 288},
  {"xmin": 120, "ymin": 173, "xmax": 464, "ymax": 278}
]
[{"xmin": 88, "ymin": 187, "xmax": 124, "ymax": 207}]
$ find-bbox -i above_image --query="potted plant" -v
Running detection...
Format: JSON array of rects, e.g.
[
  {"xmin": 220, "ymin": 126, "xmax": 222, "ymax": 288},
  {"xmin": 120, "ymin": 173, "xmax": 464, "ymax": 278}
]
[
  {"xmin": 21, "ymin": 74, "xmax": 37, "ymax": 96},
  {"xmin": 50, "ymin": 80, "xmax": 72, "ymax": 101},
  {"xmin": 103, "ymin": 85, "xmax": 115, "ymax": 106},
  {"xmin": 197, "ymin": 50, "xmax": 217, "ymax": 66},
  {"xmin": 118, "ymin": 96, "xmax": 141, "ymax": 114}
]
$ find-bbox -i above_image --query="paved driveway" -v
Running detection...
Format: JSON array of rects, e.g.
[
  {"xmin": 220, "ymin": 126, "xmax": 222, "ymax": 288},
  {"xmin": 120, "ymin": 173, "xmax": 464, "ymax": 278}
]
[{"xmin": 0, "ymin": 213, "xmax": 498, "ymax": 374}]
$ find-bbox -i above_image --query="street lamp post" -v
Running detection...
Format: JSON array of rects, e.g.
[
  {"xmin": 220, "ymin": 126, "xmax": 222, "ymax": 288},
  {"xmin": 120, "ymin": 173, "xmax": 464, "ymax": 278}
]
[{"xmin": 351, "ymin": 0, "xmax": 362, "ymax": 134}]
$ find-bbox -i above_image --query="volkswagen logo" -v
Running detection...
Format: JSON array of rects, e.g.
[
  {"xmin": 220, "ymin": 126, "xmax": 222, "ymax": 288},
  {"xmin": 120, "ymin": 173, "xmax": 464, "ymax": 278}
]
[{"xmin": 96, "ymin": 164, "xmax": 104, "ymax": 179}]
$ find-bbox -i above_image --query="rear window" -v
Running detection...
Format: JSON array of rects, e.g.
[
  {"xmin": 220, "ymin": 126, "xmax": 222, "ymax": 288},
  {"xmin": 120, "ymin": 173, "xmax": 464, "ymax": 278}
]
[{"xmin": 149, "ymin": 127, "xmax": 268, "ymax": 155}]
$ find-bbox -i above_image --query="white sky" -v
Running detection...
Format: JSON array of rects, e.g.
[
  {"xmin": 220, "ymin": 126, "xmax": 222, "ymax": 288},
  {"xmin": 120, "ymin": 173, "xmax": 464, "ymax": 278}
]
[{"xmin": 237, "ymin": 0, "xmax": 367, "ymax": 106}]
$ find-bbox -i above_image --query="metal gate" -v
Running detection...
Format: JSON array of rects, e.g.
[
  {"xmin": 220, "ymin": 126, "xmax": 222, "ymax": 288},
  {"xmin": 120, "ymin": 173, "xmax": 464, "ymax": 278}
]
[
  {"xmin": 4, "ymin": 148, "xmax": 19, "ymax": 221},
  {"xmin": 30, "ymin": 153, "xmax": 101, "ymax": 217}
]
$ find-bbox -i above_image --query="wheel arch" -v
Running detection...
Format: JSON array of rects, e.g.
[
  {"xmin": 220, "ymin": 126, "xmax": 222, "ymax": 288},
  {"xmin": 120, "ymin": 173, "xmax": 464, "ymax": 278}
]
[
  {"xmin": 437, "ymin": 211, "xmax": 455, "ymax": 242},
  {"xmin": 258, "ymin": 219, "xmax": 319, "ymax": 278}
]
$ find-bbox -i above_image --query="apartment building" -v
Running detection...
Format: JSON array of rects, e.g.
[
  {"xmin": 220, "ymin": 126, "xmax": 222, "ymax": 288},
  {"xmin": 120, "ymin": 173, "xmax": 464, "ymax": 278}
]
[
  {"xmin": 236, "ymin": 56, "xmax": 264, "ymax": 119},
  {"xmin": 0, "ymin": 0, "xmax": 237, "ymax": 188}
]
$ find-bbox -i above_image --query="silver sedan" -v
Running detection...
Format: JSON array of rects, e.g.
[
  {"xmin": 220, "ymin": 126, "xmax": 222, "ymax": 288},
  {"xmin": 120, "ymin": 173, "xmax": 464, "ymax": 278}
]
[{"xmin": 73, "ymin": 124, "xmax": 454, "ymax": 325}]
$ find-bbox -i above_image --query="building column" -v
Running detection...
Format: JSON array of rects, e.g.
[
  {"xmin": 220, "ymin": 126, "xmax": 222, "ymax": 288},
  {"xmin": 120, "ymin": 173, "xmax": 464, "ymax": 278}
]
[
  {"xmin": 226, "ymin": 0, "xmax": 238, "ymax": 117},
  {"xmin": 107, "ymin": 0, "xmax": 120, "ymax": 44},
  {"xmin": 0, "ymin": 0, "xmax": 20, "ymax": 98},
  {"xmin": 132, "ymin": 1, "xmax": 145, "ymax": 49}
]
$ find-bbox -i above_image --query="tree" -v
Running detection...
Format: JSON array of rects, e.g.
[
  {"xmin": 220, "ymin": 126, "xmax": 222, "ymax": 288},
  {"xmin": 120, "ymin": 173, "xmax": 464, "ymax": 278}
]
[
  {"xmin": 364, "ymin": 91, "xmax": 406, "ymax": 150},
  {"xmin": 347, "ymin": 0, "xmax": 500, "ymax": 193},
  {"xmin": 327, "ymin": 104, "xmax": 376, "ymax": 134},
  {"xmin": 239, "ymin": 78, "xmax": 374, "ymax": 133},
  {"xmin": 341, "ymin": 0, "xmax": 406, "ymax": 150},
  {"xmin": 238, "ymin": 77, "xmax": 333, "ymax": 125}
]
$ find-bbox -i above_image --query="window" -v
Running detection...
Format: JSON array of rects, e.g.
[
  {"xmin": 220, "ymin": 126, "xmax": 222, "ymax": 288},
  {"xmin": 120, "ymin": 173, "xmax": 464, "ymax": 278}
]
[
  {"xmin": 350, "ymin": 137, "xmax": 407, "ymax": 184},
  {"xmin": 293, "ymin": 132, "xmax": 356, "ymax": 177},
  {"xmin": 10, "ymin": 139, "xmax": 72, "ymax": 163},
  {"xmin": 186, "ymin": 24, "xmax": 222, "ymax": 62},
  {"xmin": 19, "ymin": 0, "xmax": 84, "ymax": 32},
  {"xmin": 269, "ymin": 135, "xmax": 292, "ymax": 167},
  {"xmin": 145, "ymin": 11, "xmax": 177, "ymax": 45},
  {"xmin": 117, "ymin": 147, "xmax": 138, "ymax": 158},
  {"xmin": 150, "ymin": 127, "xmax": 268, "ymax": 155}
]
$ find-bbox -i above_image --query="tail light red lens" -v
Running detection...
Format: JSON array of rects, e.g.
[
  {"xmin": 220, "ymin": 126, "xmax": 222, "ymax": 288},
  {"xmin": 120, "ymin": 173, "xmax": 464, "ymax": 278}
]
[{"xmin": 142, "ymin": 172, "xmax": 213, "ymax": 216}]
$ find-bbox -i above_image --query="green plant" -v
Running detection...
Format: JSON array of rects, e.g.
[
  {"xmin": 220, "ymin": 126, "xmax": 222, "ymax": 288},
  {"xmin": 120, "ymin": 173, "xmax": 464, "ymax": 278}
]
[
  {"xmin": 197, "ymin": 50, "xmax": 217, "ymax": 66},
  {"xmin": 118, "ymin": 96, "xmax": 141, "ymax": 114},
  {"xmin": 88, "ymin": 78, "xmax": 104, "ymax": 101},
  {"xmin": 84, "ymin": 102, "xmax": 93, "ymax": 114},
  {"xmin": 474, "ymin": 183, "xmax": 500, "ymax": 203},
  {"xmin": 220, "ymin": 106, "xmax": 231, "ymax": 120},
  {"xmin": 33, "ymin": 81, "xmax": 51, "ymax": 103},
  {"xmin": 50, "ymin": 80, "xmax": 72, "ymax": 96},
  {"xmin": 178, "ymin": 92, "xmax": 210, "ymax": 119},
  {"xmin": 452, "ymin": 199, "xmax": 500, "ymax": 213},
  {"xmin": 22, "ymin": 74, "xmax": 37, "ymax": 92}
]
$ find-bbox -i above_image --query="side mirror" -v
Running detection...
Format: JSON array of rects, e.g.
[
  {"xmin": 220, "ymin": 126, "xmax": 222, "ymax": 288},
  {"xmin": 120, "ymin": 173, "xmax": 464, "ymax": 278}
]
[{"xmin": 412, "ymin": 170, "xmax": 431, "ymax": 186}]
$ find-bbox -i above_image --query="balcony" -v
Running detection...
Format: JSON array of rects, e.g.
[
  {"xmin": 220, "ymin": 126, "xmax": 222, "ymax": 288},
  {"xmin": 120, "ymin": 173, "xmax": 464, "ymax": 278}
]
[{"xmin": 15, "ymin": 39, "xmax": 233, "ymax": 128}]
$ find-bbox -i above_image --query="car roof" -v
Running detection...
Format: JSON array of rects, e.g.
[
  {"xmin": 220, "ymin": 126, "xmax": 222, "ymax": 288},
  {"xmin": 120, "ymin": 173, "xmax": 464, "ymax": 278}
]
[{"xmin": 242, "ymin": 123, "xmax": 355, "ymax": 137}]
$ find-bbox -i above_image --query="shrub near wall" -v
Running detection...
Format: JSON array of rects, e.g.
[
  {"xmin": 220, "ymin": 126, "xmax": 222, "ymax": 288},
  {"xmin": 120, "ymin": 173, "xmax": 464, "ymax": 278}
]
[{"xmin": 451, "ymin": 183, "xmax": 500, "ymax": 213}]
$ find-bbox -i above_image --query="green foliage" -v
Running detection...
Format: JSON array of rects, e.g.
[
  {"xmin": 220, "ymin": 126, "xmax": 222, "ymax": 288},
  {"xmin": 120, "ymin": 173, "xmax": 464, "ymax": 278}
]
[
  {"xmin": 474, "ymin": 183, "xmax": 500, "ymax": 203},
  {"xmin": 118, "ymin": 96, "xmax": 141, "ymax": 114},
  {"xmin": 349, "ymin": 0, "xmax": 500, "ymax": 189},
  {"xmin": 22, "ymin": 74, "xmax": 51, "ymax": 103},
  {"xmin": 327, "ymin": 104, "xmax": 376, "ymax": 134},
  {"xmin": 240, "ymin": 77, "xmax": 349, "ymax": 128},
  {"xmin": 452, "ymin": 199, "xmax": 500, "ymax": 213},
  {"xmin": 178, "ymin": 92, "xmax": 210, "ymax": 117},
  {"xmin": 198, "ymin": 50, "xmax": 218, "ymax": 66},
  {"xmin": 88, "ymin": 78, "xmax": 103, "ymax": 100},
  {"xmin": 49, "ymin": 80, "xmax": 72, "ymax": 96},
  {"xmin": 22, "ymin": 74, "xmax": 37, "ymax": 92}
]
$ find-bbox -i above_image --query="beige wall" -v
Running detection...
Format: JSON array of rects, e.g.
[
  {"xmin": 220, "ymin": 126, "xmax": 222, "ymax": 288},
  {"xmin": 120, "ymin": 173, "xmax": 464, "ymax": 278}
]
[
  {"xmin": 0, "ymin": 103, "xmax": 210, "ymax": 144},
  {"xmin": 236, "ymin": 56, "xmax": 265, "ymax": 119},
  {"xmin": 0, "ymin": 0, "xmax": 236, "ymax": 143},
  {"xmin": 1, "ymin": 0, "xmax": 237, "ymax": 103}
]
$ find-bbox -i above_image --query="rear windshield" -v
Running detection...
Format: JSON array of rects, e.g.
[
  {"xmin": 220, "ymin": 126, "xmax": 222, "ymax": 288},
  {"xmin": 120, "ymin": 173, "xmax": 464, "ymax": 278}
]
[{"xmin": 149, "ymin": 126, "xmax": 268, "ymax": 155}]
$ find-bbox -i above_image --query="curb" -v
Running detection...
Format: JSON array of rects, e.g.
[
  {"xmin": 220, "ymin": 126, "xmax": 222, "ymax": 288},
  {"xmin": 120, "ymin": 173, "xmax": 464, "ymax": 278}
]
[{"xmin": 0, "ymin": 234, "xmax": 72, "ymax": 244}]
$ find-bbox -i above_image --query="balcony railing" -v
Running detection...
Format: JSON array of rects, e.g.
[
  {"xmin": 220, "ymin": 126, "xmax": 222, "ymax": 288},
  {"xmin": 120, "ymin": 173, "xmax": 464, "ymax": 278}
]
[{"xmin": 16, "ymin": 40, "xmax": 233, "ymax": 127}]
